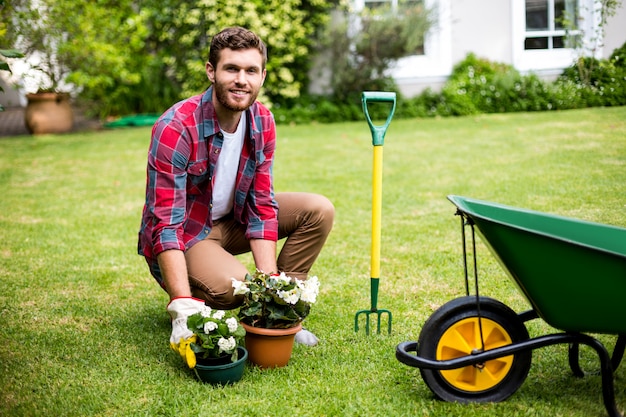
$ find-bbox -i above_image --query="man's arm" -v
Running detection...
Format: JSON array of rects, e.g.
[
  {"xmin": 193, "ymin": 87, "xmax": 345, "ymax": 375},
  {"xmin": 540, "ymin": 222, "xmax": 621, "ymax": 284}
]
[
  {"xmin": 250, "ymin": 238, "xmax": 277, "ymax": 274},
  {"xmin": 158, "ymin": 249, "xmax": 191, "ymax": 298}
]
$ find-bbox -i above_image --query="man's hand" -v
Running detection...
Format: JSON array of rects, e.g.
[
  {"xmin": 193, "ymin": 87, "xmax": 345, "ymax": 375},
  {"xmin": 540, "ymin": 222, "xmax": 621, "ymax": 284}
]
[{"xmin": 167, "ymin": 297, "xmax": 206, "ymax": 368}]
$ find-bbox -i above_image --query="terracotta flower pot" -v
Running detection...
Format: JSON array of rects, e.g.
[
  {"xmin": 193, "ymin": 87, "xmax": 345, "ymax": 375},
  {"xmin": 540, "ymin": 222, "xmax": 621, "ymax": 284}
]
[
  {"xmin": 193, "ymin": 346, "xmax": 248, "ymax": 385},
  {"xmin": 241, "ymin": 322, "xmax": 302, "ymax": 369},
  {"xmin": 24, "ymin": 92, "xmax": 73, "ymax": 135}
]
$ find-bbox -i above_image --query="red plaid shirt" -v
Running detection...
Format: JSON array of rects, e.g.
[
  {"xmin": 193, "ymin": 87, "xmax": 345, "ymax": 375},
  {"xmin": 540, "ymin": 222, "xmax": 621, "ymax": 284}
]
[{"xmin": 138, "ymin": 88, "xmax": 278, "ymax": 272}]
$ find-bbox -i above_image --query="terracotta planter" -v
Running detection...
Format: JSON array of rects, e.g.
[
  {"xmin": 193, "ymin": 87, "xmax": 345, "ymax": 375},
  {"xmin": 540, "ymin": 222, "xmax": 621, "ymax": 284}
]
[
  {"xmin": 241, "ymin": 322, "xmax": 302, "ymax": 369},
  {"xmin": 24, "ymin": 92, "xmax": 73, "ymax": 135},
  {"xmin": 193, "ymin": 346, "xmax": 248, "ymax": 385}
]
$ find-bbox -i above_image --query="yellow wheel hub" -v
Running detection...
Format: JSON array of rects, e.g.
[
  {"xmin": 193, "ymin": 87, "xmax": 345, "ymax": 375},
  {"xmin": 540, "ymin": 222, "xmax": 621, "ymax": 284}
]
[{"xmin": 437, "ymin": 317, "xmax": 514, "ymax": 392}]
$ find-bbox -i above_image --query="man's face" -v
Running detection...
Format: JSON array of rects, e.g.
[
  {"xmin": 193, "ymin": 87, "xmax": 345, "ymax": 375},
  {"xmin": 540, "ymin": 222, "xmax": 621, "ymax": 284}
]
[{"xmin": 206, "ymin": 48, "xmax": 266, "ymax": 113}]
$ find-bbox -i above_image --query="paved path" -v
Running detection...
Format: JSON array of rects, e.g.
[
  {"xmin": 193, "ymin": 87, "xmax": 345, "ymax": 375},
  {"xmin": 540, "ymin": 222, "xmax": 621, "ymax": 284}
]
[
  {"xmin": 0, "ymin": 107, "xmax": 28, "ymax": 136},
  {"xmin": 0, "ymin": 106, "xmax": 102, "ymax": 137}
]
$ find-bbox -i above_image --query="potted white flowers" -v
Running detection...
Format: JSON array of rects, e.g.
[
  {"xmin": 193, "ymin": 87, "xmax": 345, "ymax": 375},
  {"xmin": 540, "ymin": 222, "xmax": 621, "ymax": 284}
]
[
  {"xmin": 174, "ymin": 305, "xmax": 247, "ymax": 384},
  {"xmin": 232, "ymin": 270, "xmax": 320, "ymax": 368},
  {"xmin": 11, "ymin": 0, "xmax": 74, "ymax": 134}
]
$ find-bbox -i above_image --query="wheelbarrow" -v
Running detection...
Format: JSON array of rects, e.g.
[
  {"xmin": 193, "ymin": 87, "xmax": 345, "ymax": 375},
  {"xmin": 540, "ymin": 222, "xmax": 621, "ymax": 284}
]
[{"xmin": 396, "ymin": 195, "xmax": 626, "ymax": 417}]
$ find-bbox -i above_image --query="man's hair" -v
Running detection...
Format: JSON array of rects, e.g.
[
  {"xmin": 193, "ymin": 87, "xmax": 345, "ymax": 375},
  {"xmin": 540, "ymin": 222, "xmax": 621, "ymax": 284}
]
[{"xmin": 208, "ymin": 27, "xmax": 268, "ymax": 69}]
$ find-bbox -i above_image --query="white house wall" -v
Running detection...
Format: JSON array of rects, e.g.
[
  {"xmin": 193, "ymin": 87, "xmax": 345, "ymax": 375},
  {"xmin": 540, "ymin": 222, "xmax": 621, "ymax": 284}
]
[
  {"xmin": 366, "ymin": 0, "xmax": 626, "ymax": 97},
  {"xmin": 603, "ymin": 0, "xmax": 626, "ymax": 59},
  {"xmin": 450, "ymin": 0, "xmax": 513, "ymax": 65}
]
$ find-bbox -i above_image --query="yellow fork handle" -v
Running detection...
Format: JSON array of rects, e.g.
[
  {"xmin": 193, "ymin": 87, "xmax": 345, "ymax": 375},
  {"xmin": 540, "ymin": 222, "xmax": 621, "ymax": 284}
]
[{"xmin": 370, "ymin": 145, "xmax": 383, "ymax": 281}]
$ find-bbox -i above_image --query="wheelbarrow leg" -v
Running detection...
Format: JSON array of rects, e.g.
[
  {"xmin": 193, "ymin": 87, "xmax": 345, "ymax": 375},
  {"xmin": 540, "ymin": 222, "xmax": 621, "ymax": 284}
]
[
  {"xmin": 569, "ymin": 334, "xmax": 626, "ymax": 376},
  {"xmin": 571, "ymin": 334, "xmax": 623, "ymax": 417}
]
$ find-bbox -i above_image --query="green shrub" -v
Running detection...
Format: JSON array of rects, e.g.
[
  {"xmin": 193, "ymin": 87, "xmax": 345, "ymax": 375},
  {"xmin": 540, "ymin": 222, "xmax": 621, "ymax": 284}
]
[
  {"xmin": 437, "ymin": 54, "xmax": 556, "ymax": 115},
  {"xmin": 273, "ymin": 43, "xmax": 626, "ymax": 124},
  {"xmin": 558, "ymin": 41, "xmax": 626, "ymax": 108}
]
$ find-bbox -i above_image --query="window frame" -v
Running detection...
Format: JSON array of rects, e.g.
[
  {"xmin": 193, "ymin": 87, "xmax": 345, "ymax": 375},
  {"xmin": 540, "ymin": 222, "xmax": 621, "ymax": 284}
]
[
  {"xmin": 360, "ymin": 0, "xmax": 423, "ymax": 12},
  {"xmin": 512, "ymin": 0, "xmax": 598, "ymax": 74}
]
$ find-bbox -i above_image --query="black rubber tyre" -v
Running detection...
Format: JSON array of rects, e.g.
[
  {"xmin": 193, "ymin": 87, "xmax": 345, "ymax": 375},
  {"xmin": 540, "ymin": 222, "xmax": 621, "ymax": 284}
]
[{"xmin": 418, "ymin": 296, "xmax": 532, "ymax": 403}]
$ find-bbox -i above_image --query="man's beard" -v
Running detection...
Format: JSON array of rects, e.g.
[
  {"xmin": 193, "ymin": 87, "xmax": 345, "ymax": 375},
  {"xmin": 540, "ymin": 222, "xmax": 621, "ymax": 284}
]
[{"xmin": 213, "ymin": 77, "xmax": 260, "ymax": 112}]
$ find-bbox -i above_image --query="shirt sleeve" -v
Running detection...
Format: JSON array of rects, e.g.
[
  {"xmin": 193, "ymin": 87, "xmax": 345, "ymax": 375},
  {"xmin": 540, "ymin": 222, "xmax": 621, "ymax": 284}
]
[{"xmin": 148, "ymin": 119, "xmax": 190, "ymax": 256}]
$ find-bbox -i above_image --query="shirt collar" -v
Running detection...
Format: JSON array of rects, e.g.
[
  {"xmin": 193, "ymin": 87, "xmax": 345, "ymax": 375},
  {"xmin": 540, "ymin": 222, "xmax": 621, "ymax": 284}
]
[{"xmin": 200, "ymin": 86, "xmax": 260, "ymax": 142}]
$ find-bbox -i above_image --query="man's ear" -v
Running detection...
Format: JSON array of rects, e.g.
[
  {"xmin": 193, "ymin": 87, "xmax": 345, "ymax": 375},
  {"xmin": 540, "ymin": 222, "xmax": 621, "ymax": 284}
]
[{"xmin": 206, "ymin": 62, "xmax": 215, "ymax": 83}]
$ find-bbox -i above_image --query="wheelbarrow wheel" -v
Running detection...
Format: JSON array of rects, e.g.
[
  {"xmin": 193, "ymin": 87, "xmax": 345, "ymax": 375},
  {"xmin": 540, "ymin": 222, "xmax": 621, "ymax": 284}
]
[{"xmin": 418, "ymin": 296, "xmax": 531, "ymax": 403}]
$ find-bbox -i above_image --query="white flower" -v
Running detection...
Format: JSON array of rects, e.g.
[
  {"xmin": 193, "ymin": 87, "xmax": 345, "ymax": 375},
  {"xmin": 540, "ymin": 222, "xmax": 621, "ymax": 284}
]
[
  {"xmin": 278, "ymin": 289, "xmax": 300, "ymax": 305},
  {"xmin": 231, "ymin": 278, "xmax": 250, "ymax": 295},
  {"xmin": 212, "ymin": 310, "xmax": 225, "ymax": 320},
  {"xmin": 276, "ymin": 272, "xmax": 292, "ymax": 284},
  {"xmin": 226, "ymin": 317, "xmax": 238, "ymax": 333},
  {"xmin": 298, "ymin": 276, "xmax": 320, "ymax": 304},
  {"xmin": 218, "ymin": 336, "xmax": 236, "ymax": 353},
  {"xmin": 204, "ymin": 321, "xmax": 218, "ymax": 333},
  {"xmin": 200, "ymin": 305, "xmax": 212, "ymax": 318}
]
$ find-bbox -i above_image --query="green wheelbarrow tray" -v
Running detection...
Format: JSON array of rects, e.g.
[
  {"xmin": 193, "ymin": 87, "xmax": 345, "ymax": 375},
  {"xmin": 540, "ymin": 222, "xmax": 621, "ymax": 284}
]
[{"xmin": 448, "ymin": 195, "xmax": 626, "ymax": 335}]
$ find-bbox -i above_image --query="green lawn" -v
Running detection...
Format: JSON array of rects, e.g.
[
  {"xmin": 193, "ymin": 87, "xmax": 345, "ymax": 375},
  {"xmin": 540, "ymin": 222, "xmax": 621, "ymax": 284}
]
[{"xmin": 1, "ymin": 106, "xmax": 625, "ymax": 416}]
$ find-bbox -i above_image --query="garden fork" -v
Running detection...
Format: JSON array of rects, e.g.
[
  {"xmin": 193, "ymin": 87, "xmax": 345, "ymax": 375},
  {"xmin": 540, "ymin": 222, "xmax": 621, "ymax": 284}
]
[{"xmin": 354, "ymin": 91, "xmax": 396, "ymax": 335}]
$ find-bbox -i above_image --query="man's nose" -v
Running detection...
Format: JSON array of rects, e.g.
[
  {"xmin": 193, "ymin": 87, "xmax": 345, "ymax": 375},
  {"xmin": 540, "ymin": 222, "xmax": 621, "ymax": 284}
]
[{"xmin": 235, "ymin": 70, "xmax": 246, "ymax": 84}]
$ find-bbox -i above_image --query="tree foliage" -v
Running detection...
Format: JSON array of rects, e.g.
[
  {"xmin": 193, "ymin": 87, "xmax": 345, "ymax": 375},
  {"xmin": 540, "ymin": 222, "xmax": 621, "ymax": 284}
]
[
  {"xmin": 2, "ymin": 0, "xmax": 338, "ymax": 118},
  {"xmin": 138, "ymin": 0, "xmax": 335, "ymax": 106},
  {"xmin": 318, "ymin": 3, "xmax": 434, "ymax": 103}
]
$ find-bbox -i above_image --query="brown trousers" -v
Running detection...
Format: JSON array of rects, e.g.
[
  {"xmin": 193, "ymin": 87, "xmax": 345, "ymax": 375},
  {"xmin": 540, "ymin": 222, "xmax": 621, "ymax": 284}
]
[{"xmin": 185, "ymin": 192, "xmax": 334, "ymax": 309}]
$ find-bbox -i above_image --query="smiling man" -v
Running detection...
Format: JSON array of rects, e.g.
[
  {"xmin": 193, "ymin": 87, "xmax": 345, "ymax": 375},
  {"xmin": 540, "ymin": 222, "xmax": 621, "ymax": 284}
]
[{"xmin": 137, "ymin": 27, "xmax": 334, "ymax": 360}]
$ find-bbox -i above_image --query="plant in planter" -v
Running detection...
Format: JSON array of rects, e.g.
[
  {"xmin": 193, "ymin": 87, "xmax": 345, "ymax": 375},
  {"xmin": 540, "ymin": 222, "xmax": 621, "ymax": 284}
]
[
  {"xmin": 0, "ymin": 48, "xmax": 24, "ymax": 112},
  {"xmin": 231, "ymin": 270, "xmax": 320, "ymax": 368},
  {"xmin": 11, "ymin": 0, "xmax": 74, "ymax": 134},
  {"xmin": 172, "ymin": 305, "xmax": 247, "ymax": 384}
]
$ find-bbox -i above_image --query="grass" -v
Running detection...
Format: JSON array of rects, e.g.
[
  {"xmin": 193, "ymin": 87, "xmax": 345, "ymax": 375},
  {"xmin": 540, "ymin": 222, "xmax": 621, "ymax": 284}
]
[{"xmin": 1, "ymin": 106, "xmax": 626, "ymax": 416}]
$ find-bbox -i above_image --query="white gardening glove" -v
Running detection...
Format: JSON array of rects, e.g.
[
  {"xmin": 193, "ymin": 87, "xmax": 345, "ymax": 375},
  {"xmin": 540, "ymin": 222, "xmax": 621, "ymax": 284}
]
[{"xmin": 167, "ymin": 297, "xmax": 206, "ymax": 367}]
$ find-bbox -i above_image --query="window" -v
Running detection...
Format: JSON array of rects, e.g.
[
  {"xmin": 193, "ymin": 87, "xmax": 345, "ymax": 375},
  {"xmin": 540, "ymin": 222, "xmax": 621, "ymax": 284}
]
[
  {"xmin": 349, "ymin": 0, "xmax": 452, "ymax": 93},
  {"xmin": 512, "ymin": 0, "xmax": 593, "ymax": 73},
  {"xmin": 524, "ymin": 0, "xmax": 578, "ymax": 50},
  {"xmin": 358, "ymin": 0, "xmax": 427, "ymax": 55},
  {"xmin": 363, "ymin": 0, "xmax": 423, "ymax": 12}
]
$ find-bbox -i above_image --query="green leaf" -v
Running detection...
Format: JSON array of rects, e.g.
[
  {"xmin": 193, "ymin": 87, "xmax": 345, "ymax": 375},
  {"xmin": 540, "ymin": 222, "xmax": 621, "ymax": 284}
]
[
  {"xmin": 233, "ymin": 326, "xmax": 246, "ymax": 338},
  {"xmin": 0, "ymin": 49, "xmax": 24, "ymax": 59}
]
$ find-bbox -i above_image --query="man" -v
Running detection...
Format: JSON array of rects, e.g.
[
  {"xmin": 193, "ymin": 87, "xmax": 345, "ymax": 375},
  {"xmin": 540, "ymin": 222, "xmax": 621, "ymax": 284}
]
[{"xmin": 138, "ymin": 27, "xmax": 334, "ymax": 357}]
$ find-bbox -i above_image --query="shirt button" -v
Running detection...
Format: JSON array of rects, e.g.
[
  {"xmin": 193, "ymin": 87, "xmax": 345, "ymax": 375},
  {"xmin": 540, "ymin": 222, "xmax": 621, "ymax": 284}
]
[{"xmin": 214, "ymin": 149, "xmax": 219, "ymax": 154}]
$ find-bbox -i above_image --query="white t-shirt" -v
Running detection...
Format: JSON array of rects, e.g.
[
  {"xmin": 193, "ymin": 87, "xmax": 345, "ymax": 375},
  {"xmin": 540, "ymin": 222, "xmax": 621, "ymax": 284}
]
[{"xmin": 211, "ymin": 113, "xmax": 246, "ymax": 221}]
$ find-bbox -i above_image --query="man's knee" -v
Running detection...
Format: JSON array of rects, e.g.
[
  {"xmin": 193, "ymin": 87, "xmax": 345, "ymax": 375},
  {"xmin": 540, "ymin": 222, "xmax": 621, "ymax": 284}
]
[
  {"xmin": 190, "ymin": 277, "xmax": 243, "ymax": 310},
  {"xmin": 309, "ymin": 194, "xmax": 335, "ymax": 229}
]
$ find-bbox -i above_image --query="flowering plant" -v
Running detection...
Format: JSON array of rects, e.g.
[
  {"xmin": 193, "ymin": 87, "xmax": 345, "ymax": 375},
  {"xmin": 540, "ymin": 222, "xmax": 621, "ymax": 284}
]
[
  {"xmin": 231, "ymin": 270, "xmax": 320, "ymax": 329},
  {"xmin": 182, "ymin": 306, "xmax": 246, "ymax": 368}
]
